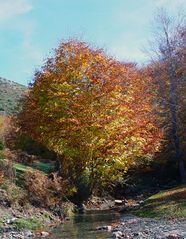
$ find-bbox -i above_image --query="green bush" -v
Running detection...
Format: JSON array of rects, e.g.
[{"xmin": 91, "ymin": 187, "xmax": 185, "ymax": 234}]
[
  {"xmin": 0, "ymin": 159, "xmax": 16, "ymax": 179},
  {"xmin": 0, "ymin": 179, "xmax": 28, "ymax": 206},
  {"xmin": 13, "ymin": 218, "xmax": 42, "ymax": 230}
]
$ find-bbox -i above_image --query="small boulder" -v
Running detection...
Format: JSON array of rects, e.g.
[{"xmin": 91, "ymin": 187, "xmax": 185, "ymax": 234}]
[
  {"xmin": 112, "ymin": 231, "xmax": 123, "ymax": 239},
  {"xmin": 114, "ymin": 200, "xmax": 123, "ymax": 205},
  {"xmin": 24, "ymin": 230, "xmax": 35, "ymax": 238},
  {"xmin": 167, "ymin": 234, "xmax": 184, "ymax": 239},
  {"xmin": 97, "ymin": 225, "xmax": 112, "ymax": 231},
  {"xmin": 6, "ymin": 217, "xmax": 17, "ymax": 224},
  {"xmin": 40, "ymin": 231, "xmax": 50, "ymax": 237}
]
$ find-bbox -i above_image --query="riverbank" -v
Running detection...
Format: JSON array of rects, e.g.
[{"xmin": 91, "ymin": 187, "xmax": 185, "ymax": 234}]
[
  {"xmin": 112, "ymin": 215, "xmax": 186, "ymax": 239},
  {"xmin": 133, "ymin": 184, "xmax": 186, "ymax": 218},
  {"xmin": 0, "ymin": 154, "xmax": 77, "ymax": 238},
  {"xmin": 0, "ymin": 203, "xmax": 62, "ymax": 239},
  {"xmin": 0, "ymin": 151, "xmax": 185, "ymax": 239},
  {"xmin": 111, "ymin": 184, "xmax": 186, "ymax": 239}
]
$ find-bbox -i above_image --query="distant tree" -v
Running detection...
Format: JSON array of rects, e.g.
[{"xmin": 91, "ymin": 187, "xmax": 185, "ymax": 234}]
[
  {"xmin": 0, "ymin": 115, "xmax": 11, "ymax": 150},
  {"xmin": 0, "ymin": 116, "xmax": 4, "ymax": 150},
  {"xmin": 150, "ymin": 9, "xmax": 186, "ymax": 182},
  {"xmin": 17, "ymin": 40, "xmax": 162, "ymax": 191}
]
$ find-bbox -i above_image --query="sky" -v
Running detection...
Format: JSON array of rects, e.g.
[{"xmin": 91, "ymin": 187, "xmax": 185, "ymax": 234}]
[{"xmin": 0, "ymin": 0, "xmax": 185, "ymax": 85}]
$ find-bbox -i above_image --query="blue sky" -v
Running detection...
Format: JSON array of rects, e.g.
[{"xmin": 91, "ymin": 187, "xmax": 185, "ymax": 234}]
[{"xmin": 0, "ymin": 0, "xmax": 185, "ymax": 85}]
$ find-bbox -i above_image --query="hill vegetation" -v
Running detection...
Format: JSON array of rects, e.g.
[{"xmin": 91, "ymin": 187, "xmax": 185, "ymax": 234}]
[
  {"xmin": 134, "ymin": 185, "xmax": 186, "ymax": 218},
  {"xmin": 0, "ymin": 78, "xmax": 27, "ymax": 115}
]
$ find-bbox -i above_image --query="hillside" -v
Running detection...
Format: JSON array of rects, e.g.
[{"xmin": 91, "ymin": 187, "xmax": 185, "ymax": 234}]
[{"xmin": 0, "ymin": 78, "xmax": 27, "ymax": 115}]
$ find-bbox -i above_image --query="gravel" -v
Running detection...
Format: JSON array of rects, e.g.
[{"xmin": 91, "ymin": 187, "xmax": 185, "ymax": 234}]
[{"xmin": 111, "ymin": 215, "xmax": 186, "ymax": 239}]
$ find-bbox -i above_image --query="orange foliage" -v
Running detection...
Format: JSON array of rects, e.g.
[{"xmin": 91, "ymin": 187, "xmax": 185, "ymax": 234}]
[{"xmin": 17, "ymin": 40, "xmax": 163, "ymax": 185}]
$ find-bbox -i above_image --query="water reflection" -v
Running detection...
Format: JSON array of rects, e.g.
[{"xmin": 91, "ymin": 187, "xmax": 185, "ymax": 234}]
[{"xmin": 49, "ymin": 210, "xmax": 120, "ymax": 239}]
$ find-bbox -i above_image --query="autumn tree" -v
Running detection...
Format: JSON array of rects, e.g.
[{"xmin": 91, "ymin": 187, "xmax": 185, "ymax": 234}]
[
  {"xmin": 0, "ymin": 115, "xmax": 10, "ymax": 150},
  {"xmin": 150, "ymin": 9, "xmax": 186, "ymax": 182},
  {"xmin": 17, "ymin": 40, "xmax": 162, "ymax": 192}
]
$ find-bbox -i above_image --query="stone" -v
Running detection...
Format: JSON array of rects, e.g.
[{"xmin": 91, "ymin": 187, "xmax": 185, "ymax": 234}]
[
  {"xmin": 107, "ymin": 226, "xmax": 112, "ymax": 231},
  {"xmin": 113, "ymin": 231, "xmax": 123, "ymax": 239},
  {"xmin": 167, "ymin": 234, "xmax": 183, "ymax": 239},
  {"xmin": 6, "ymin": 218, "xmax": 17, "ymax": 224},
  {"xmin": 78, "ymin": 204, "xmax": 87, "ymax": 214},
  {"xmin": 130, "ymin": 203, "xmax": 140, "ymax": 209},
  {"xmin": 24, "ymin": 230, "xmax": 34, "ymax": 238},
  {"xmin": 40, "ymin": 231, "xmax": 50, "ymax": 237},
  {"xmin": 12, "ymin": 234, "xmax": 24, "ymax": 239},
  {"xmin": 127, "ymin": 219, "xmax": 138, "ymax": 224},
  {"xmin": 133, "ymin": 232, "xmax": 139, "ymax": 236},
  {"xmin": 6, "ymin": 219, "xmax": 11, "ymax": 224},
  {"xmin": 114, "ymin": 200, "xmax": 123, "ymax": 205},
  {"xmin": 97, "ymin": 225, "xmax": 112, "ymax": 231}
]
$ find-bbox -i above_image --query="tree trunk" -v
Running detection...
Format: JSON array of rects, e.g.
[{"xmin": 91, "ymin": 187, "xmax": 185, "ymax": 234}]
[{"xmin": 178, "ymin": 159, "xmax": 186, "ymax": 183}]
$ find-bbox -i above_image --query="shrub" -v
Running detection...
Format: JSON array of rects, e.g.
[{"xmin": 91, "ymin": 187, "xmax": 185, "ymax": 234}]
[
  {"xmin": 0, "ymin": 158, "xmax": 16, "ymax": 181},
  {"xmin": 0, "ymin": 180, "xmax": 28, "ymax": 207},
  {"xmin": 23, "ymin": 170, "xmax": 70, "ymax": 208},
  {"xmin": 13, "ymin": 217, "xmax": 42, "ymax": 230}
]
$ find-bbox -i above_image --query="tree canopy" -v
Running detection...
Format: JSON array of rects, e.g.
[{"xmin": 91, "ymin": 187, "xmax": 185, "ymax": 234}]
[{"xmin": 17, "ymin": 40, "xmax": 162, "ymax": 188}]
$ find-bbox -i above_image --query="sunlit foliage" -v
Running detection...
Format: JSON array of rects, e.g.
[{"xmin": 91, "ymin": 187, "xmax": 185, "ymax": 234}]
[{"xmin": 17, "ymin": 40, "xmax": 162, "ymax": 188}]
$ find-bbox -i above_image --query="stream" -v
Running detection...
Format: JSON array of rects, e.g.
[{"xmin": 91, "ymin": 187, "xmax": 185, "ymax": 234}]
[
  {"xmin": 46, "ymin": 211, "xmax": 186, "ymax": 239},
  {"xmin": 48, "ymin": 210, "xmax": 120, "ymax": 239},
  {"xmin": 1, "ymin": 210, "xmax": 186, "ymax": 238}
]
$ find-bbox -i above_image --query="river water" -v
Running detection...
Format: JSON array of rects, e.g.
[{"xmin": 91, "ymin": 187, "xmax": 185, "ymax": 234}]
[{"xmin": 49, "ymin": 210, "xmax": 120, "ymax": 239}]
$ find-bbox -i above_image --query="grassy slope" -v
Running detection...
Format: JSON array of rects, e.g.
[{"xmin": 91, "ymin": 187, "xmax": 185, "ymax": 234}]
[
  {"xmin": 0, "ymin": 158, "xmax": 55, "ymax": 183},
  {"xmin": 14, "ymin": 161, "xmax": 55, "ymax": 174},
  {"xmin": 0, "ymin": 77, "xmax": 27, "ymax": 115},
  {"xmin": 0, "ymin": 158, "xmax": 56, "ymax": 231},
  {"xmin": 134, "ymin": 185, "xmax": 186, "ymax": 218}
]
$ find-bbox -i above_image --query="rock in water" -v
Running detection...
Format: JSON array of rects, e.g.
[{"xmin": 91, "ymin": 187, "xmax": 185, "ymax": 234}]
[{"xmin": 97, "ymin": 225, "xmax": 112, "ymax": 231}]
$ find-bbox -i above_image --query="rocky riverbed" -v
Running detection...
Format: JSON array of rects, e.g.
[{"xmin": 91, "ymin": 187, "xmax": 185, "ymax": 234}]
[
  {"xmin": 1, "ymin": 212, "xmax": 186, "ymax": 239},
  {"xmin": 112, "ymin": 215, "xmax": 186, "ymax": 239},
  {"xmin": 0, "ymin": 230, "xmax": 35, "ymax": 239}
]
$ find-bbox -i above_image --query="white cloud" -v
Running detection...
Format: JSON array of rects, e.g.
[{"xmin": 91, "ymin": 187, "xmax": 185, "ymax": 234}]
[
  {"xmin": 0, "ymin": 0, "xmax": 42, "ymax": 81},
  {"xmin": 0, "ymin": 0, "xmax": 32, "ymax": 22},
  {"xmin": 17, "ymin": 20, "xmax": 43, "ymax": 62}
]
